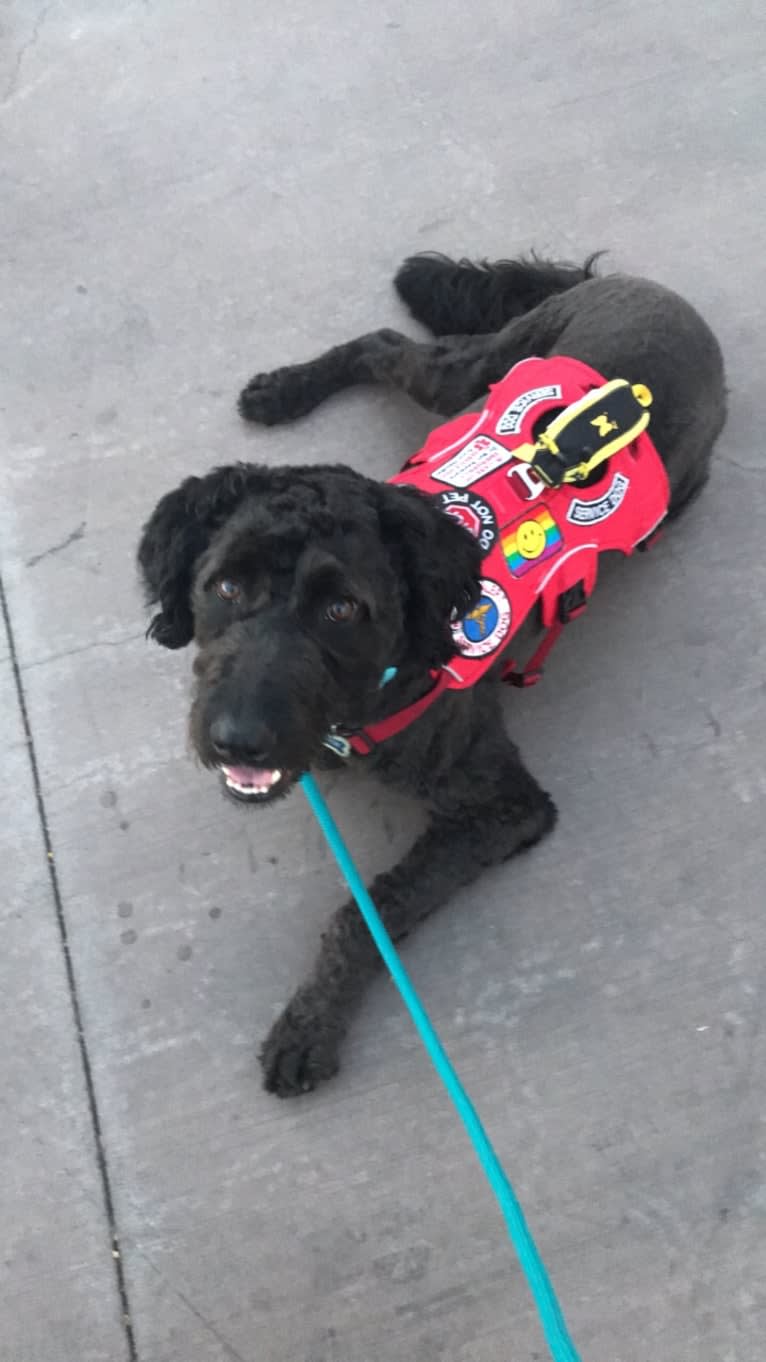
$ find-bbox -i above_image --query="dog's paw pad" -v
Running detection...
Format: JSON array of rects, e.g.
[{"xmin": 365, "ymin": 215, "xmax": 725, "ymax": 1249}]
[
  {"xmin": 259, "ymin": 1010, "xmax": 341, "ymax": 1098},
  {"xmin": 238, "ymin": 367, "xmax": 311, "ymax": 425}
]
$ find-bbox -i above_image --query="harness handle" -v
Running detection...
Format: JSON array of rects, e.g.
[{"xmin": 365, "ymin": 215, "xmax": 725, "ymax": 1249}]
[{"xmin": 511, "ymin": 380, "xmax": 653, "ymax": 487}]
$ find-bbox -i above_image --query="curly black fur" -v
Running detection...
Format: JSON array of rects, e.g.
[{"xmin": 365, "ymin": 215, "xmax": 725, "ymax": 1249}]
[
  {"xmin": 394, "ymin": 251, "xmax": 603, "ymax": 336},
  {"xmin": 139, "ymin": 250, "xmax": 726, "ymax": 1097}
]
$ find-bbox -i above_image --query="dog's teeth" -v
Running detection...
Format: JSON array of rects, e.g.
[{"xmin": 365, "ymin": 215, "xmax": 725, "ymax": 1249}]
[
  {"xmin": 227, "ymin": 777, "xmax": 269, "ymax": 796},
  {"xmin": 222, "ymin": 767, "xmax": 283, "ymax": 797}
]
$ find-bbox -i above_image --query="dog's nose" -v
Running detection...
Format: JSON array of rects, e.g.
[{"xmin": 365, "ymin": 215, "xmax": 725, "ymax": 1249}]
[{"xmin": 209, "ymin": 714, "xmax": 276, "ymax": 765}]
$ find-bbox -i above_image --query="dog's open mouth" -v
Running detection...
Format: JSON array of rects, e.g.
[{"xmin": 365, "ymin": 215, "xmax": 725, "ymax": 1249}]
[{"xmin": 219, "ymin": 764, "xmax": 292, "ymax": 803}]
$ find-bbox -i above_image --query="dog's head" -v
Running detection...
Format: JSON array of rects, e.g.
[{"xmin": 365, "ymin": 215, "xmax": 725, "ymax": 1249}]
[{"xmin": 138, "ymin": 463, "xmax": 481, "ymax": 804}]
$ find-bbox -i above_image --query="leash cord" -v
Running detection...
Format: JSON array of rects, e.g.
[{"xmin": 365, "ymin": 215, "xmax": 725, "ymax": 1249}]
[{"xmin": 301, "ymin": 773, "xmax": 582, "ymax": 1362}]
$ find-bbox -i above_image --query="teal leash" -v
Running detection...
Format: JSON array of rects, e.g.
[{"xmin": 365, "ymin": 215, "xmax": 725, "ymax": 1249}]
[{"xmin": 301, "ymin": 772, "xmax": 583, "ymax": 1362}]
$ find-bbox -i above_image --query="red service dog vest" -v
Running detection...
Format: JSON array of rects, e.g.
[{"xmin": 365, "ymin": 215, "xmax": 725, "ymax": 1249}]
[
  {"xmin": 326, "ymin": 356, "xmax": 670, "ymax": 756},
  {"xmin": 392, "ymin": 355, "xmax": 669, "ymax": 688}
]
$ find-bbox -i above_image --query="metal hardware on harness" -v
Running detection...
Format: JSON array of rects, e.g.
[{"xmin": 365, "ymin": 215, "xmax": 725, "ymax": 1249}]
[
  {"xmin": 510, "ymin": 379, "xmax": 653, "ymax": 488},
  {"xmin": 557, "ymin": 581, "xmax": 589, "ymax": 621},
  {"xmin": 321, "ymin": 730, "xmax": 354, "ymax": 759}
]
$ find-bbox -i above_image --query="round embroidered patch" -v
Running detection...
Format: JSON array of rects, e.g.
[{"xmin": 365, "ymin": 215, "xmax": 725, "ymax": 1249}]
[
  {"xmin": 451, "ymin": 579, "xmax": 512, "ymax": 658},
  {"xmin": 438, "ymin": 489, "xmax": 499, "ymax": 555}
]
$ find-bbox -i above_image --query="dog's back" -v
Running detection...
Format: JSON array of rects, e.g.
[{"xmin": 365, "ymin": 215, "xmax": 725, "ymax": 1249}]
[{"xmin": 395, "ymin": 253, "xmax": 726, "ymax": 515}]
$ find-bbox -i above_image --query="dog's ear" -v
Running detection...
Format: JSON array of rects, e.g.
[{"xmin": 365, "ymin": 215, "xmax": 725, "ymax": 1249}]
[
  {"xmin": 376, "ymin": 483, "xmax": 483, "ymax": 666},
  {"xmin": 137, "ymin": 464, "xmax": 262, "ymax": 648}
]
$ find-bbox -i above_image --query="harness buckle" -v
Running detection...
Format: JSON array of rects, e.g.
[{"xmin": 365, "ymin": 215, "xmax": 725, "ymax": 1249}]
[
  {"xmin": 636, "ymin": 525, "xmax": 665, "ymax": 553},
  {"xmin": 557, "ymin": 581, "xmax": 589, "ymax": 622},
  {"xmin": 322, "ymin": 730, "xmax": 354, "ymax": 759},
  {"xmin": 505, "ymin": 666, "xmax": 544, "ymax": 688}
]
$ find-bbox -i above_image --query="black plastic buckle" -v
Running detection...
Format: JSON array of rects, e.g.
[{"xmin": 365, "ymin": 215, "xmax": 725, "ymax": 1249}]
[
  {"xmin": 558, "ymin": 581, "xmax": 589, "ymax": 622},
  {"xmin": 636, "ymin": 525, "xmax": 664, "ymax": 554},
  {"xmin": 505, "ymin": 668, "xmax": 542, "ymax": 688},
  {"xmin": 530, "ymin": 446, "xmax": 565, "ymax": 487}
]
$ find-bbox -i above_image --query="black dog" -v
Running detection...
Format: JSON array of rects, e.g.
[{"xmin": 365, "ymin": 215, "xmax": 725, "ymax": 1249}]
[{"xmin": 138, "ymin": 253, "xmax": 726, "ymax": 1097}]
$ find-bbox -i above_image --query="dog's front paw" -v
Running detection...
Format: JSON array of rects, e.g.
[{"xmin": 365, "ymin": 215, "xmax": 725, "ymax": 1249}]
[
  {"xmin": 238, "ymin": 366, "xmax": 314, "ymax": 426},
  {"xmin": 260, "ymin": 1003, "xmax": 342, "ymax": 1098}
]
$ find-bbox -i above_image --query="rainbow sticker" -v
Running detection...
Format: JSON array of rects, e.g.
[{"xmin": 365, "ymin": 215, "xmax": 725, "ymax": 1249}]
[{"xmin": 502, "ymin": 505, "xmax": 563, "ymax": 578}]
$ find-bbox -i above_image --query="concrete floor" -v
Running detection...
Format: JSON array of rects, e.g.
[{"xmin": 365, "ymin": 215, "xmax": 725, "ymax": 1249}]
[{"xmin": 2, "ymin": 2, "xmax": 765, "ymax": 1359}]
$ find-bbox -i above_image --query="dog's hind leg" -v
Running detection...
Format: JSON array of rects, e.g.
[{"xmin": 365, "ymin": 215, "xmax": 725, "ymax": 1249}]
[
  {"xmin": 259, "ymin": 720, "xmax": 556, "ymax": 1097},
  {"xmin": 393, "ymin": 251, "xmax": 600, "ymax": 337},
  {"xmin": 239, "ymin": 294, "xmax": 568, "ymax": 425}
]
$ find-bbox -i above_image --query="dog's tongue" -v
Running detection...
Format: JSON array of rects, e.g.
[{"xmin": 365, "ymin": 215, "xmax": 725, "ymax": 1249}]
[{"xmin": 223, "ymin": 765, "xmax": 275, "ymax": 786}]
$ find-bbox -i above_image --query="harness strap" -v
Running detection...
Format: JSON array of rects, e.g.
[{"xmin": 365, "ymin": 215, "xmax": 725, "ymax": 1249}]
[
  {"xmin": 501, "ymin": 578, "xmax": 591, "ymax": 686},
  {"xmin": 344, "ymin": 575, "xmax": 595, "ymax": 744},
  {"xmin": 345, "ymin": 668, "xmax": 451, "ymax": 754},
  {"xmin": 502, "ymin": 619, "xmax": 566, "ymax": 688}
]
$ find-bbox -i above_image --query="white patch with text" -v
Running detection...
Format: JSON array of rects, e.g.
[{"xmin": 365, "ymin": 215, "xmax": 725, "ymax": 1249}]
[
  {"xmin": 496, "ymin": 384, "xmax": 562, "ymax": 436},
  {"xmin": 567, "ymin": 472, "xmax": 630, "ymax": 525},
  {"xmin": 432, "ymin": 436, "xmax": 514, "ymax": 489}
]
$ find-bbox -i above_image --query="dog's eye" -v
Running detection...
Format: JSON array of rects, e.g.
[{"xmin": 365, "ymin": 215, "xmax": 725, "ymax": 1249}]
[
  {"xmin": 325, "ymin": 597, "xmax": 358, "ymax": 624},
  {"xmin": 215, "ymin": 578, "xmax": 242, "ymax": 602}
]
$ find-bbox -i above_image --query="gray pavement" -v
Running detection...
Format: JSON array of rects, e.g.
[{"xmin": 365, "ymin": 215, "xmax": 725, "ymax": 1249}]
[{"xmin": 1, "ymin": 2, "xmax": 765, "ymax": 1359}]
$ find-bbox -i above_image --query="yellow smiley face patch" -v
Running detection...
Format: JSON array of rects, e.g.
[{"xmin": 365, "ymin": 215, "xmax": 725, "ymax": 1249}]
[{"xmin": 501, "ymin": 506, "xmax": 563, "ymax": 578}]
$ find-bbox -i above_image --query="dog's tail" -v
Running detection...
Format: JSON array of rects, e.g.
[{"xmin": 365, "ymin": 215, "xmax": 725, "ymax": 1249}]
[{"xmin": 393, "ymin": 251, "xmax": 602, "ymax": 337}]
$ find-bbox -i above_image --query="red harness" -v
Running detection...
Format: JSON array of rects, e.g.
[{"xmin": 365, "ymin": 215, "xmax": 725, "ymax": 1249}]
[{"xmin": 338, "ymin": 356, "xmax": 670, "ymax": 756}]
